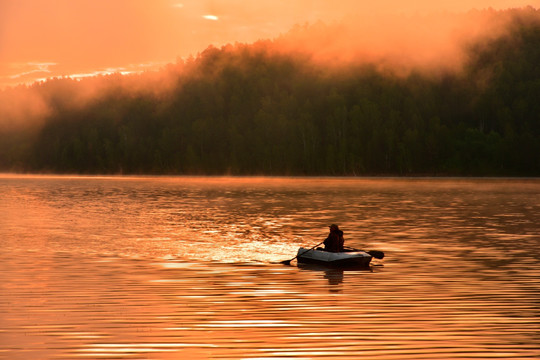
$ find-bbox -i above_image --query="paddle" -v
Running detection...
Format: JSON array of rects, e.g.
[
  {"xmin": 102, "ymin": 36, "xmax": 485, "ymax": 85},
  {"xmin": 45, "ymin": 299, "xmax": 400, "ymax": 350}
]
[
  {"xmin": 367, "ymin": 250, "xmax": 385, "ymax": 259},
  {"xmin": 280, "ymin": 240, "xmax": 325, "ymax": 266},
  {"xmin": 344, "ymin": 246, "xmax": 385, "ymax": 259}
]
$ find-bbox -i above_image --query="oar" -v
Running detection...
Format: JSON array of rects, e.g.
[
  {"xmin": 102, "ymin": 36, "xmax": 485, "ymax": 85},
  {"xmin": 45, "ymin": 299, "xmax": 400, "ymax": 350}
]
[
  {"xmin": 280, "ymin": 240, "xmax": 325, "ymax": 266},
  {"xmin": 344, "ymin": 246, "xmax": 385, "ymax": 259},
  {"xmin": 367, "ymin": 250, "xmax": 385, "ymax": 259}
]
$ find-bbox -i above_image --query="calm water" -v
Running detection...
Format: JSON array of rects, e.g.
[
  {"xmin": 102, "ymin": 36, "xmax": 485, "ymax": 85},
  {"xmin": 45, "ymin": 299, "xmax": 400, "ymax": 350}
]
[{"xmin": 1, "ymin": 175, "xmax": 539, "ymax": 360}]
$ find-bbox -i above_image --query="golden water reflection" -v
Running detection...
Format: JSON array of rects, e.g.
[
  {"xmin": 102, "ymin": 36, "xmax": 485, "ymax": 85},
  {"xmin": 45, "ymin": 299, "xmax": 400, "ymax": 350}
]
[{"xmin": 1, "ymin": 176, "xmax": 539, "ymax": 359}]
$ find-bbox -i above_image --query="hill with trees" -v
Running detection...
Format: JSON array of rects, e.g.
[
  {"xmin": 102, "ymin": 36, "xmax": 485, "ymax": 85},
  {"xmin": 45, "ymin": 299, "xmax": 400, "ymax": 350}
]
[{"xmin": 1, "ymin": 7, "xmax": 539, "ymax": 176}]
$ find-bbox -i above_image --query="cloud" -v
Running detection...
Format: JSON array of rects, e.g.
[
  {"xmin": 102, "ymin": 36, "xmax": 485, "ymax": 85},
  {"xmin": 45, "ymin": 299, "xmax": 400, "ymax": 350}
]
[
  {"xmin": 203, "ymin": 14, "xmax": 219, "ymax": 21},
  {"xmin": 7, "ymin": 62, "xmax": 57, "ymax": 79}
]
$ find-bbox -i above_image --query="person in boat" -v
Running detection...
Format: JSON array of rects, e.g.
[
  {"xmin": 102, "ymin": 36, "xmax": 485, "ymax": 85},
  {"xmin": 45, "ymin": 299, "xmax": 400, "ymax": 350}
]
[{"xmin": 324, "ymin": 224, "xmax": 344, "ymax": 252}]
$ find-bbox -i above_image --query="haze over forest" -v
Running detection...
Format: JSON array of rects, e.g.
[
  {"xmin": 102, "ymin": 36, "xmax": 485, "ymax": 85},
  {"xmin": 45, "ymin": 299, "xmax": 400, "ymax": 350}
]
[{"xmin": 0, "ymin": 7, "xmax": 539, "ymax": 176}]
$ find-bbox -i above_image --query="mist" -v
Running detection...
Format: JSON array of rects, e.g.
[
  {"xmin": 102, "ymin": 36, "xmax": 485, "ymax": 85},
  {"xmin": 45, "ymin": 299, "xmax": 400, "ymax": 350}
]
[
  {"xmin": 0, "ymin": 7, "xmax": 539, "ymax": 176},
  {"xmin": 1, "ymin": 1, "xmax": 535, "ymax": 87},
  {"xmin": 276, "ymin": 9, "xmax": 527, "ymax": 76},
  {"xmin": 2, "ymin": 7, "xmax": 536, "ymax": 127}
]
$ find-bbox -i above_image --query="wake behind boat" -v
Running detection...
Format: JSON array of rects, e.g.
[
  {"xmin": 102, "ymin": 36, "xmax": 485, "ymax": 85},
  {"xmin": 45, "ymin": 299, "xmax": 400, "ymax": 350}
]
[{"xmin": 296, "ymin": 247, "xmax": 373, "ymax": 267}]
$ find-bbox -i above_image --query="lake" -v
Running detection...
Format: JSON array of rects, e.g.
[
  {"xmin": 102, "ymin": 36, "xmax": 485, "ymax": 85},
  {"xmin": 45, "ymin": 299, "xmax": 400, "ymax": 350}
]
[{"xmin": 1, "ymin": 175, "xmax": 539, "ymax": 359}]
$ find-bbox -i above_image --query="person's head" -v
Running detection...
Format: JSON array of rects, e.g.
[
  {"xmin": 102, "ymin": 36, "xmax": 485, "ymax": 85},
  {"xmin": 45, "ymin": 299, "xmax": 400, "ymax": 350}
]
[{"xmin": 329, "ymin": 224, "xmax": 339, "ymax": 231}]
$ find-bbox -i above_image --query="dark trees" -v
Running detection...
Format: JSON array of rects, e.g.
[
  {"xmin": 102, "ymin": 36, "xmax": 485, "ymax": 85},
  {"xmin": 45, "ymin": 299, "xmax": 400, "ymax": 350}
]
[{"xmin": 1, "ymin": 9, "xmax": 539, "ymax": 176}]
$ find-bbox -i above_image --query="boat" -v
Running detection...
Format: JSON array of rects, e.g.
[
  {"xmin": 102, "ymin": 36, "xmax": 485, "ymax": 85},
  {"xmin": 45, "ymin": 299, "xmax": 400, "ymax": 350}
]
[{"xmin": 296, "ymin": 247, "xmax": 373, "ymax": 267}]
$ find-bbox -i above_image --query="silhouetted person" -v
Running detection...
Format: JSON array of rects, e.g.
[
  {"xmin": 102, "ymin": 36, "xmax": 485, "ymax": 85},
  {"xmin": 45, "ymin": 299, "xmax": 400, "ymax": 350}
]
[{"xmin": 324, "ymin": 224, "xmax": 344, "ymax": 252}]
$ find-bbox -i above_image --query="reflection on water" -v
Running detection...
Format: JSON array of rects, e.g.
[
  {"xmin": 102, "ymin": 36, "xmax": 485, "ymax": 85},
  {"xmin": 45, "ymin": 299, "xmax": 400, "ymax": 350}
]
[{"xmin": 1, "ymin": 175, "xmax": 539, "ymax": 359}]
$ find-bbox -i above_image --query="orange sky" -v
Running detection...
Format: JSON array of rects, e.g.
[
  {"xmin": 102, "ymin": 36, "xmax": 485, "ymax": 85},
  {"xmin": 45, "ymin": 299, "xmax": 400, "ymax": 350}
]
[{"xmin": 0, "ymin": 0, "xmax": 535, "ymax": 88}]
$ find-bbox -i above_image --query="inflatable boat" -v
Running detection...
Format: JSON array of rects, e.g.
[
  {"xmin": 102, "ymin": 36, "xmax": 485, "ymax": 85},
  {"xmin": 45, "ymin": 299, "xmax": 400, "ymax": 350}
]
[{"xmin": 296, "ymin": 247, "xmax": 373, "ymax": 267}]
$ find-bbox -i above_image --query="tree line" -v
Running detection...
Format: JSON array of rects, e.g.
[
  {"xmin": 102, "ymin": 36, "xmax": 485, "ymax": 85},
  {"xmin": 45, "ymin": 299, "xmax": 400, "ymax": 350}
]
[{"xmin": 1, "ymin": 8, "xmax": 539, "ymax": 176}]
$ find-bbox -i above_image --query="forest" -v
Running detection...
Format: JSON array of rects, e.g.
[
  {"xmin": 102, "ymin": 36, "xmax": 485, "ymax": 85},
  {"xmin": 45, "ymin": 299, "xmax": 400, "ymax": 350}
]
[{"xmin": 1, "ymin": 8, "xmax": 539, "ymax": 176}]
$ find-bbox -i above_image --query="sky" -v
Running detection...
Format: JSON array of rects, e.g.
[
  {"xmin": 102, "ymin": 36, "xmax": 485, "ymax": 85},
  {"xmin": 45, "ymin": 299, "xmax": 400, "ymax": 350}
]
[{"xmin": 0, "ymin": 0, "xmax": 535, "ymax": 88}]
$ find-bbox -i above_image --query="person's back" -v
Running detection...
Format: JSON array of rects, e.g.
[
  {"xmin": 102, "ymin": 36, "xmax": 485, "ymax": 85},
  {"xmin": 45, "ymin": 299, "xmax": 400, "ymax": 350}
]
[{"xmin": 324, "ymin": 224, "xmax": 344, "ymax": 252}]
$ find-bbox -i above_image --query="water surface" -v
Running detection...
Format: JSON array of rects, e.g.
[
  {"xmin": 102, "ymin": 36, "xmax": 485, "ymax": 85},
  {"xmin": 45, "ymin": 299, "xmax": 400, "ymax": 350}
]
[{"xmin": 1, "ymin": 176, "xmax": 539, "ymax": 359}]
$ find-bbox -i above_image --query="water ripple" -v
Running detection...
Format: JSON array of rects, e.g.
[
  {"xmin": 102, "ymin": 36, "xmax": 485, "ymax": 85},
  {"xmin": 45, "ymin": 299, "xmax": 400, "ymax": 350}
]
[{"xmin": 1, "ymin": 176, "xmax": 539, "ymax": 359}]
